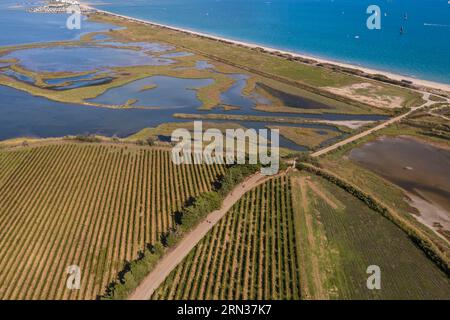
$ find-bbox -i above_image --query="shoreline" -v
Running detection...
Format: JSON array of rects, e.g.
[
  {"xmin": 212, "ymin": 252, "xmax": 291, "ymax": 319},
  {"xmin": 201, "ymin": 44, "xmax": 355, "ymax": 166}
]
[{"xmin": 83, "ymin": 4, "xmax": 450, "ymax": 93}]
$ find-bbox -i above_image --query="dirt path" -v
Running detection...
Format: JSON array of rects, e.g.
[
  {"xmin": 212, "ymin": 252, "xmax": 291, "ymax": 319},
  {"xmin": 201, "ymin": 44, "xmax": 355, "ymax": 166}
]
[
  {"xmin": 294, "ymin": 176, "xmax": 327, "ymax": 299},
  {"xmin": 128, "ymin": 172, "xmax": 279, "ymax": 300},
  {"xmin": 311, "ymin": 93, "xmax": 449, "ymax": 157},
  {"xmin": 429, "ymin": 104, "xmax": 450, "ymax": 121}
]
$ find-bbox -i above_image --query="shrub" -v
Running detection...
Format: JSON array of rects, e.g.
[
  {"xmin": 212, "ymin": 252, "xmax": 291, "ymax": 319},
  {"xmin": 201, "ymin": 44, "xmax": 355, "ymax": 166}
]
[
  {"xmin": 101, "ymin": 163, "xmax": 260, "ymax": 299},
  {"xmin": 101, "ymin": 243, "xmax": 166, "ymax": 300},
  {"xmin": 73, "ymin": 134, "xmax": 101, "ymax": 143}
]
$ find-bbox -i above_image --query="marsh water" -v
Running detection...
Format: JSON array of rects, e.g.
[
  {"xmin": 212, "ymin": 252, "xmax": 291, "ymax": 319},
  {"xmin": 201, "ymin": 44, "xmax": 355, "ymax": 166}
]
[
  {"xmin": 0, "ymin": 1, "xmax": 388, "ymax": 150},
  {"xmin": 0, "ymin": 64, "xmax": 386, "ymax": 148},
  {"xmin": 4, "ymin": 46, "xmax": 174, "ymax": 73},
  {"xmin": 0, "ymin": 85, "xmax": 194, "ymax": 139},
  {"xmin": 88, "ymin": 76, "xmax": 214, "ymax": 108},
  {"xmin": 0, "ymin": 79, "xmax": 358, "ymax": 151},
  {"xmin": 44, "ymin": 72, "xmax": 108, "ymax": 85},
  {"xmin": 349, "ymin": 136, "xmax": 450, "ymax": 231},
  {"xmin": 44, "ymin": 71, "xmax": 115, "ymax": 90}
]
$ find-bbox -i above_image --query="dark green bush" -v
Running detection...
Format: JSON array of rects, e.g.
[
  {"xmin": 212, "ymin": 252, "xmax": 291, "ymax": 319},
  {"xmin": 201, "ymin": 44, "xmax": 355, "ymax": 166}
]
[{"xmin": 101, "ymin": 163, "xmax": 260, "ymax": 299}]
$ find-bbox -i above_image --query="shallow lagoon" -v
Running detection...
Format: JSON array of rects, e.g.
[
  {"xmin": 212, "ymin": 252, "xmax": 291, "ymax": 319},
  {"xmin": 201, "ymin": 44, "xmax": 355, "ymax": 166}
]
[
  {"xmin": 88, "ymin": 76, "xmax": 214, "ymax": 108},
  {"xmin": 0, "ymin": 3, "xmax": 387, "ymax": 150},
  {"xmin": 220, "ymin": 74, "xmax": 256, "ymax": 109},
  {"xmin": 4, "ymin": 46, "xmax": 174, "ymax": 73},
  {"xmin": 1, "ymin": 68, "xmax": 35, "ymax": 84},
  {"xmin": 51, "ymin": 77, "xmax": 115, "ymax": 90},
  {"xmin": 217, "ymin": 74, "xmax": 388, "ymax": 121},
  {"xmin": 86, "ymin": 73, "xmax": 388, "ymax": 121},
  {"xmin": 0, "ymin": 85, "xmax": 191, "ymax": 139},
  {"xmin": 0, "ymin": 84, "xmax": 349, "ymax": 151},
  {"xmin": 195, "ymin": 61, "xmax": 214, "ymax": 70},
  {"xmin": 159, "ymin": 52, "xmax": 194, "ymax": 58},
  {"xmin": 257, "ymin": 82, "xmax": 334, "ymax": 110},
  {"xmin": 0, "ymin": 47, "xmax": 387, "ymax": 148},
  {"xmin": 210, "ymin": 120, "xmax": 345, "ymax": 152},
  {"xmin": 44, "ymin": 72, "xmax": 105, "ymax": 85},
  {"xmin": 350, "ymin": 136, "xmax": 450, "ymax": 232}
]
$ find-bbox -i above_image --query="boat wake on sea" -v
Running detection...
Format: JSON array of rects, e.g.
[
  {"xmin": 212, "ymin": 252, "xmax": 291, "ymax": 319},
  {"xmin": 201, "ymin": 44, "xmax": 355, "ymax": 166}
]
[{"xmin": 424, "ymin": 23, "xmax": 450, "ymax": 28}]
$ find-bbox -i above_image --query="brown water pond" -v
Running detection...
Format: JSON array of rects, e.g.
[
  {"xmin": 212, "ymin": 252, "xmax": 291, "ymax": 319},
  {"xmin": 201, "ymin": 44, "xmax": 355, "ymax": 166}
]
[{"xmin": 349, "ymin": 136, "xmax": 450, "ymax": 238}]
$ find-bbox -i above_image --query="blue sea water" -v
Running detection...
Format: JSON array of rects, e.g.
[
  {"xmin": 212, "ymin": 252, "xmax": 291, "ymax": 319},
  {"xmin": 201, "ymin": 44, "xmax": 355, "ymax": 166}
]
[{"xmin": 87, "ymin": 0, "xmax": 450, "ymax": 84}]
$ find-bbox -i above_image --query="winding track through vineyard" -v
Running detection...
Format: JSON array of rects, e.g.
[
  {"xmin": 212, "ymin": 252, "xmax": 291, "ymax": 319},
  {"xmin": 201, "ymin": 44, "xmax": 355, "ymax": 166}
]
[
  {"xmin": 0, "ymin": 142, "xmax": 224, "ymax": 299},
  {"xmin": 151, "ymin": 175, "xmax": 301, "ymax": 300}
]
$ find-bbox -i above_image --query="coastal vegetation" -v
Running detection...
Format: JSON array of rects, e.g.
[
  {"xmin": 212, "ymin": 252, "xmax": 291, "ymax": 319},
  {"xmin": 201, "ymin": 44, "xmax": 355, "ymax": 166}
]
[
  {"xmin": 297, "ymin": 163, "xmax": 450, "ymax": 273},
  {"xmin": 126, "ymin": 122, "xmax": 246, "ymax": 142},
  {"xmin": 403, "ymin": 104, "xmax": 450, "ymax": 142},
  {"xmin": 172, "ymin": 113, "xmax": 355, "ymax": 133},
  {"xmin": 125, "ymin": 121, "xmax": 250, "ymax": 142},
  {"xmin": 269, "ymin": 126, "xmax": 341, "ymax": 150},
  {"xmin": 0, "ymin": 60, "xmax": 236, "ymax": 110},
  {"xmin": 313, "ymin": 110, "xmax": 450, "ymax": 273}
]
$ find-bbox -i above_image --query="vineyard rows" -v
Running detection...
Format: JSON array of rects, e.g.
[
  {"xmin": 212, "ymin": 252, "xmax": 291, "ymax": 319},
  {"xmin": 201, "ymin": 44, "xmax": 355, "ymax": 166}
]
[
  {"xmin": 0, "ymin": 143, "xmax": 224, "ymax": 299},
  {"xmin": 151, "ymin": 175, "xmax": 301, "ymax": 299}
]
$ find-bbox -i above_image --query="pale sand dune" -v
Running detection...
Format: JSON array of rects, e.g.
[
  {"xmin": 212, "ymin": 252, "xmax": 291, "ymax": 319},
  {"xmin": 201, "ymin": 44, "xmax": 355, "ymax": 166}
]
[{"xmin": 323, "ymin": 83, "xmax": 405, "ymax": 109}]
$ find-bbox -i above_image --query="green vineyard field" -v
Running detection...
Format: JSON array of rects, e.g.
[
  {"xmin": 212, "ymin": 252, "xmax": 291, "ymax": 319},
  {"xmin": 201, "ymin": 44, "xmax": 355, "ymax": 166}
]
[
  {"xmin": 152, "ymin": 175, "xmax": 301, "ymax": 299},
  {"xmin": 292, "ymin": 173, "xmax": 450, "ymax": 299},
  {"xmin": 0, "ymin": 142, "xmax": 224, "ymax": 299}
]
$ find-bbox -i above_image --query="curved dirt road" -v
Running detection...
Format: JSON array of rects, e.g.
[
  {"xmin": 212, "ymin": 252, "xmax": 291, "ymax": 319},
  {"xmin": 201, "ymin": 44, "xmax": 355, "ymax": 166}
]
[{"xmin": 128, "ymin": 172, "xmax": 279, "ymax": 300}]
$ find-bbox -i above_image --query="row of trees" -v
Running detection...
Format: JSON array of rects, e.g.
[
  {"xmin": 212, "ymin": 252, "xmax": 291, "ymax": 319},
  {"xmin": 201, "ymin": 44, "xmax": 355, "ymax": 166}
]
[
  {"xmin": 102, "ymin": 243, "xmax": 165, "ymax": 299},
  {"xmin": 101, "ymin": 163, "xmax": 260, "ymax": 299}
]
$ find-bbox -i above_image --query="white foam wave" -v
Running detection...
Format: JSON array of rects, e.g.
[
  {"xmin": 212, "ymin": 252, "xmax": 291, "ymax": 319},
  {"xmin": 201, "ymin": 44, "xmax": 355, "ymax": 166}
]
[{"xmin": 424, "ymin": 23, "xmax": 450, "ymax": 27}]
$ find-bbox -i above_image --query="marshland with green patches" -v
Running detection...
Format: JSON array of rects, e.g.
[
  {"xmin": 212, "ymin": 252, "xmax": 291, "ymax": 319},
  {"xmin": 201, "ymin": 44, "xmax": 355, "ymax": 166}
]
[{"xmin": 1, "ymin": 6, "xmax": 425, "ymax": 152}]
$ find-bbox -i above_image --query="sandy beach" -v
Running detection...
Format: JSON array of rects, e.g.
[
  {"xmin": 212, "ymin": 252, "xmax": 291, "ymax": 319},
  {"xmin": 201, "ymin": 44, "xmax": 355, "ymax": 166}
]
[{"xmin": 83, "ymin": 4, "xmax": 450, "ymax": 93}]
